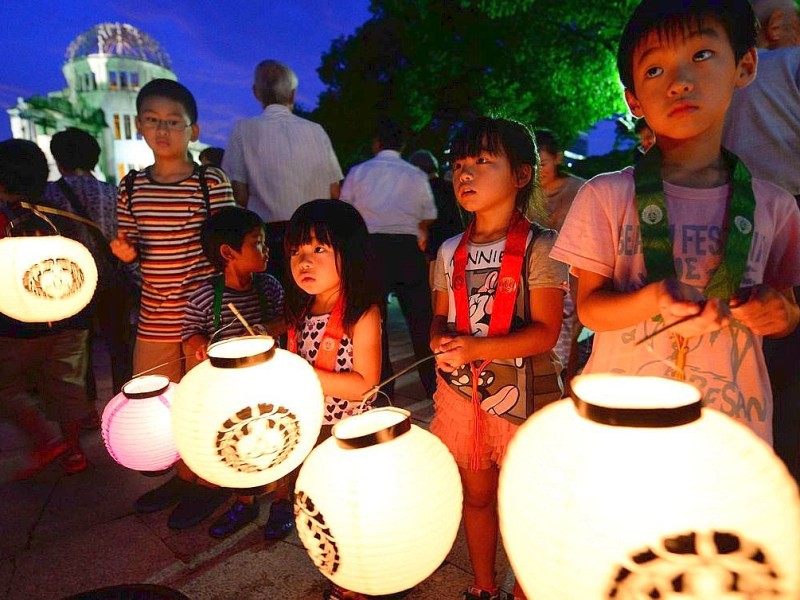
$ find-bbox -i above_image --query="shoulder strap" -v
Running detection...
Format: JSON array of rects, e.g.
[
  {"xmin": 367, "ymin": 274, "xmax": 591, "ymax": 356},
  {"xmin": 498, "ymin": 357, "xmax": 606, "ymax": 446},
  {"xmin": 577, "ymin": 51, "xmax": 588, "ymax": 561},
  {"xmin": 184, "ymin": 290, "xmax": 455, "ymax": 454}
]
[
  {"xmin": 197, "ymin": 164, "xmax": 210, "ymax": 214},
  {"xmin": 123, "ymin": 169, "xmax": 138, "ymax": 215},
  {"xmin": 213, "ymin": 274, "xmax": 225, "ymax": 332}
]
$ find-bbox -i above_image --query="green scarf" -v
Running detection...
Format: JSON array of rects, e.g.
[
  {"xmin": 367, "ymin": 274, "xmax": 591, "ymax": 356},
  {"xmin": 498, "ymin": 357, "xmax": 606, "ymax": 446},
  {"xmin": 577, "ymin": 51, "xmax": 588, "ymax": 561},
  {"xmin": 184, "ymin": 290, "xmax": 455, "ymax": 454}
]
[{"xmin": 634, "ymin": 147, "xmax": 755, "ymax": 300}]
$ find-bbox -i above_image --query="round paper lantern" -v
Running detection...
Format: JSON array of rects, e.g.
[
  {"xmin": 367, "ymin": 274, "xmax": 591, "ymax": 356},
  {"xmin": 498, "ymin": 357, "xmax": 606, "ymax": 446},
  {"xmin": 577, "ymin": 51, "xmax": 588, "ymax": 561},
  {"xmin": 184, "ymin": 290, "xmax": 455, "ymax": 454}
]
[
  {"xmin": 101, "ymin": 375, "xmax": 179, "ymax": 471},
  {"xmin": 294, "ymin": 407, "xmax": 462, "ymax": 595},
  {"xmin": 171, "ymin": 336, "xmax": 323, "ymax": 488},
  {"xmin": 499, "ymin": 373, "xmax": 800, "ymax": 599},
  {"xmin": 0, "ymin": 235, "xmax": 97, "ymax": 322}
]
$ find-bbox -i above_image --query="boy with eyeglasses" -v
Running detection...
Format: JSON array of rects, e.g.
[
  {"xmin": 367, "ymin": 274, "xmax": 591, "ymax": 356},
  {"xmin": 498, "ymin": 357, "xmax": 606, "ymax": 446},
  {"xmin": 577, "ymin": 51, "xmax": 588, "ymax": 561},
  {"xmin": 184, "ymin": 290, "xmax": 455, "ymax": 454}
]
[{"xmin": 110, "ymin": 79, "xmax": 236, "ymax": 529}]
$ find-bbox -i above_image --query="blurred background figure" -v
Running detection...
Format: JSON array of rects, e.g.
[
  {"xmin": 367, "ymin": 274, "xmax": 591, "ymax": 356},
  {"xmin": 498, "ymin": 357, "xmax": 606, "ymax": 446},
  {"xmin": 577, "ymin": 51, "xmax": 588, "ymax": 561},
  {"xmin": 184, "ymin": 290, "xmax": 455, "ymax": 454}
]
[
  {"xmin": 408, "ymin": 149, "xmax": 464, "ymax": 266},
  {"xmin": 534, "ymin": 128, "xmax": 588, "ymax": 393},
  {"xmin": 723, "ymin": 0, "xmax": 800, "ymax": 483},
  {"xmin": 199, "ymin": 147, "xmax": 225, "ymax": 168},
  {"xmin": 43, "ymin": 127, "xmax": 137, "ymax": 405}
]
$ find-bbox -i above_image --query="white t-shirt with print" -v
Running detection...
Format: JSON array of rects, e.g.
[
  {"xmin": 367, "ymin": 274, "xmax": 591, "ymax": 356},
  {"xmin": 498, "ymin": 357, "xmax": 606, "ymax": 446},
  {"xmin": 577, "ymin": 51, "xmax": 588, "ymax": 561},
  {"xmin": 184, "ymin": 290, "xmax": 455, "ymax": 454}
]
[{"xmin": 551, "ymin": 167, "xmax": 800, "ymax": 443}]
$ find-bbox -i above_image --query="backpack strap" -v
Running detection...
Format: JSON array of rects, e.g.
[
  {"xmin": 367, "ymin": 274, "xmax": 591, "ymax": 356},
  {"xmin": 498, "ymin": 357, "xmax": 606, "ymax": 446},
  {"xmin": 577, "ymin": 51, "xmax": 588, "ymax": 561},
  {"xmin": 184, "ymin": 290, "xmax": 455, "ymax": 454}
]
[
  {"xmin": 123, "ymin": 169, "xmax": 139, "ymax": 220},
  {"xmin": 197, "ymin": 164, "xmax": 211, "ymax": 214},
  {"xmin": 213, "ymin": 274, "xmax": 225, "ymax": 333}
]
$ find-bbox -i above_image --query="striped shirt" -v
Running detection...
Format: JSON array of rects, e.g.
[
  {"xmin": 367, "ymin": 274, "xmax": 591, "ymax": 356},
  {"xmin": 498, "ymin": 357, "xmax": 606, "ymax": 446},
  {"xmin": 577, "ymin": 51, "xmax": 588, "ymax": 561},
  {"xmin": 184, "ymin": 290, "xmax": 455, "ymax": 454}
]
[
  {"xmin": 117, "ymin": 165, "xmax": 235, "ymax": 341},
  {"xmin": 222, "ymin": 104, "xmax": 343, "ymax": 222},
  {"xmin": 181, "ymin": 273, "xmax": 284, "ymax": 343}
]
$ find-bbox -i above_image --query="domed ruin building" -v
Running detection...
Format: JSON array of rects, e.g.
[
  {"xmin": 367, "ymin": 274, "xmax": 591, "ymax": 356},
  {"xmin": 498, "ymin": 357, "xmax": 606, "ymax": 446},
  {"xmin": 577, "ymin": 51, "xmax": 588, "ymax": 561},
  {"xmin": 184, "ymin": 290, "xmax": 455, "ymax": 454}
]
[{"xmin": 7, "ymin": 23, "xmax": 203, "ymax": 183}]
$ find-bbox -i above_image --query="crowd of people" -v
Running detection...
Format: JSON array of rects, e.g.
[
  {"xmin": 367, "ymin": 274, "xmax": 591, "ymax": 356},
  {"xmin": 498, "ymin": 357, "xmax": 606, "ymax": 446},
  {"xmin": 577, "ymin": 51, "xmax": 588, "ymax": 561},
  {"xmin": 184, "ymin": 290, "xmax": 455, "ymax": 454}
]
[{"xmin": 1, "ymin": 0, "xmax": 799, "ymax": 599}]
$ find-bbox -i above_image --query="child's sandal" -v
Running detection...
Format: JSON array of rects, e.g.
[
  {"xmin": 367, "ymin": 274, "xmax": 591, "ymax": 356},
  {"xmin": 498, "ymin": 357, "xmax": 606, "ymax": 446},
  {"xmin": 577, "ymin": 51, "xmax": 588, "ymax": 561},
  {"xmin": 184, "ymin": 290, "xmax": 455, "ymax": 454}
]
[{"xmin": 61, "ymin": 448, "xmax": 89, "ymax": 475}]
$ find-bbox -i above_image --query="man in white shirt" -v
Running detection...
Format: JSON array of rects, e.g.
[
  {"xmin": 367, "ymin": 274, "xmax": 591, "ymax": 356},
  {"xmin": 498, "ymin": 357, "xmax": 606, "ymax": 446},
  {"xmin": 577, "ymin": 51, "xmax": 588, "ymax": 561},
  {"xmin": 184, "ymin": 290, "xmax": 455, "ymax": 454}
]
[
  {"xmin": 223, "ymin": 60, "xmax": 343, "ymax": 283},
  {"xmin": 341, "ymin": 118, "xmax": 438, "ymax": 397}
]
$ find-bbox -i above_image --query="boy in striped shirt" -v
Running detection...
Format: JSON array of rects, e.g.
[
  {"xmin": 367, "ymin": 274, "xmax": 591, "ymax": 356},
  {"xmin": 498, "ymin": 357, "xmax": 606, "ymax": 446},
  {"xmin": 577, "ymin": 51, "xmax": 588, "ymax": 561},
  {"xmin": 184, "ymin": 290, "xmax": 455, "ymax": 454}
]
[
  {"xmin": 110, "ymin": 79, "xmax": 236, "ymax": 528},
  {"xmin": 110, "ymin": 79, "xmax": 235, "ymax": 382}
]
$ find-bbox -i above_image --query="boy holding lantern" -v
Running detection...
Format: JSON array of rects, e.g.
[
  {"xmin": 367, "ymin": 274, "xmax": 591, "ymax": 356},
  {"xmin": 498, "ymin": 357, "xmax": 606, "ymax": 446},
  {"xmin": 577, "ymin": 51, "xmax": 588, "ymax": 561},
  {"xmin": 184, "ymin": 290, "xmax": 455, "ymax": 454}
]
[{"xmin": 181, "ymin": 205, "xmax": 287, "ymax": 538}]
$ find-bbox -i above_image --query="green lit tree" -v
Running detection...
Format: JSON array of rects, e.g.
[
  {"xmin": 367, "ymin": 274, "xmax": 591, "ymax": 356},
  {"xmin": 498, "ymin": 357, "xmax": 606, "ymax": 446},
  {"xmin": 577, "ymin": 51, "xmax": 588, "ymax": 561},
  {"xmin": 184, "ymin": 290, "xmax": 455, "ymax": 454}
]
[{"xmin": 312, "ymin": 0, "xmax": 639, "ymax": 168}]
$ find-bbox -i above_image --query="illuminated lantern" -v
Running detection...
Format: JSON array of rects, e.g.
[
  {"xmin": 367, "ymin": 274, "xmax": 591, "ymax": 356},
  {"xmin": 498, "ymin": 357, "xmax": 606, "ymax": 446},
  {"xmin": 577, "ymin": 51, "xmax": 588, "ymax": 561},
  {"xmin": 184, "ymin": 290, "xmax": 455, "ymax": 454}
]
[
  {"xmin": 0, "ymin": 235, "xmax": 97, "ymax": 322},
  {"xmin": 295, "ymin": 407, "xmax": 462, "ymax": 596},
  {"xmin": 101, "ymin": 375, "xmax": 179, "ymax": 472},
  {"xmin": 171, "ymin": 336, "xmax": 323, "ymax": 488},
  {"xmin": 498, "ymin": 374, "xmax": 800, "ymax": 599}
]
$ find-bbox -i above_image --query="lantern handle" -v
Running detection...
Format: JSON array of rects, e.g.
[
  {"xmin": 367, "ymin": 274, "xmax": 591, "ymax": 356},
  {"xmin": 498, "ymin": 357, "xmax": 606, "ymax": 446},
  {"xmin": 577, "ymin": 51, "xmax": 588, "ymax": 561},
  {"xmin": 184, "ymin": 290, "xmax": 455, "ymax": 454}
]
[
  {"xmin": 19, "ymin": 202, "xmax": 106, "ymax": 237},
  {"xmin": 9, "ymin": 203, "xmax": 61, "ymax": 236},
  {"xmin": 227, "ymin": 303, "xmax": 256, "ymax": 335},
  {"xmin": 359, "ymin": 352, "xmax": 441, "ymax": 405}
]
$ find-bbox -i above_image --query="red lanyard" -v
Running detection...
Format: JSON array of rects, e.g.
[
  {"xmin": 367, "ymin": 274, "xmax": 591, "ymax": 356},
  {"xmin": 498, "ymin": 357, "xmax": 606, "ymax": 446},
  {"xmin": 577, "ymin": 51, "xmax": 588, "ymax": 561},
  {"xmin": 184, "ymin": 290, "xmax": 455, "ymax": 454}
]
[
  {"xmin": 453, "ymin": 210, "xmax": 530, "ymax": 336},
  {"xmin": 452, "ymin": 210, "xmax": 530, "ymax": 471},
  {"xmin": 288, "ymin": 294, "xmax": 346, "ymax": 372}
]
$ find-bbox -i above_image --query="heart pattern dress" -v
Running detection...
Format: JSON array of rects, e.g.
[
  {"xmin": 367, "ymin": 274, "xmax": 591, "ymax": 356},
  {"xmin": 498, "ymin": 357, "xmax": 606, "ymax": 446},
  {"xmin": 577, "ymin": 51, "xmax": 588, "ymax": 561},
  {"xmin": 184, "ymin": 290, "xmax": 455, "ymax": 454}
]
[{"xmin": 294, "ymin": 312, "xmax": 368, "ymax": 424}]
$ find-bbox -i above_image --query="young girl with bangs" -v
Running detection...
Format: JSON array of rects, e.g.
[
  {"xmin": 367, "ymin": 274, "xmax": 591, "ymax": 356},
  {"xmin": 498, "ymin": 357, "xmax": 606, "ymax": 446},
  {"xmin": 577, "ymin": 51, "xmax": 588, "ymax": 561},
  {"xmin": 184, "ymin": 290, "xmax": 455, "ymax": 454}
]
[
  {"xmin": 283, "ymin": 198, "xmax": 383, "ymax": 600},
  {"xmin": 430, "ymin": 117, "xmax": 568, "ymax": 600}
]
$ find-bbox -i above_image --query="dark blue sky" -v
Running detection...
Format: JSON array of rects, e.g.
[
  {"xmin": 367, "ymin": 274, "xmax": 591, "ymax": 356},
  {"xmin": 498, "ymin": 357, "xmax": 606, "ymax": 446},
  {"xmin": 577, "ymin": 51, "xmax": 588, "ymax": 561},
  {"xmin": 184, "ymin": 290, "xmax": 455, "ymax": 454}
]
[{"xmin": 0, "ymin": 0, "xmax": 372, "ymax": 146}]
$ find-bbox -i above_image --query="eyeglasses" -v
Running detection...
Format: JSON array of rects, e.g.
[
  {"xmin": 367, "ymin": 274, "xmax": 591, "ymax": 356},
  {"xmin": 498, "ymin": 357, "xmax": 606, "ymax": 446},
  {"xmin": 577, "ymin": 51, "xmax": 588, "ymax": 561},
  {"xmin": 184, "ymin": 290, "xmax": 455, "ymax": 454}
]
[{"xmin": 138, "ymin": 116, "xmax": 191, "ymax": 132}]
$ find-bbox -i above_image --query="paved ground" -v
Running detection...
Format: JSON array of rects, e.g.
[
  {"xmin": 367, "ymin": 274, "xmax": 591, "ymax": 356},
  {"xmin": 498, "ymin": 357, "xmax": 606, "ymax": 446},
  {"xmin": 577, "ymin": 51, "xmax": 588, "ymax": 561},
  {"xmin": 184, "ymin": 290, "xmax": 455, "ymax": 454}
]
[{"xmin": 0, "ymin": 298, "xmax": 514, "ymax": 600}]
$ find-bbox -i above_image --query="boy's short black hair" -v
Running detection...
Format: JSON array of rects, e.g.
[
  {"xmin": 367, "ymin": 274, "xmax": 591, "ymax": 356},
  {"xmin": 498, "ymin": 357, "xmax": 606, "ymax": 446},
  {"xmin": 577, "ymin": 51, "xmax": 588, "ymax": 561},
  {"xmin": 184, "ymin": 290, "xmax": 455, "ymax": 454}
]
[
  {"xmin": 201, "ymin": 206, "xmax": 264, "ymax": 271},
  {"xmin": 449, "ymin": 117, "xmax": 539, "ymax": 214},
  {"xmin": 0, "ymin": 138, "xmax": 49, "ymax": 201},
  {"xmin": 50, "ymin": 128, "xmax": 100, "ymax": 172},
  {"xmin": 617, "ymin": 0, "xmax": 758, "ymax": 93},
  {"xmin": 375, "ymin": 117, "xmax": 406, "ymax": 151},
  {"xmin": 136, "ymin": 78, "xmax": 198, "ymax": 124}
]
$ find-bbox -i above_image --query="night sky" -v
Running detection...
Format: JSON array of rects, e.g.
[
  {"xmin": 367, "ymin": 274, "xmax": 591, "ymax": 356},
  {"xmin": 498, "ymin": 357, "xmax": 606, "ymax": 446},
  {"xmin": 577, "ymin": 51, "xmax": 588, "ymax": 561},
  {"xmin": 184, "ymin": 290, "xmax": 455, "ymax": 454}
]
[{"xmin": 0, "ymin": 0, "xmax": 372, "ymax": 146}]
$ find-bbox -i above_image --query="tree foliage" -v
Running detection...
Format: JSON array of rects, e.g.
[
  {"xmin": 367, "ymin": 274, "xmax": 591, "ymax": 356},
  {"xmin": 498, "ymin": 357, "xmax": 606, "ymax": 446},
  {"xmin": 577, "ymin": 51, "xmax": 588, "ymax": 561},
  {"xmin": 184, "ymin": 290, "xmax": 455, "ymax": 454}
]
[{"xmin": 312, "ymin": 0, "xmax": 640, "ymax": 168}]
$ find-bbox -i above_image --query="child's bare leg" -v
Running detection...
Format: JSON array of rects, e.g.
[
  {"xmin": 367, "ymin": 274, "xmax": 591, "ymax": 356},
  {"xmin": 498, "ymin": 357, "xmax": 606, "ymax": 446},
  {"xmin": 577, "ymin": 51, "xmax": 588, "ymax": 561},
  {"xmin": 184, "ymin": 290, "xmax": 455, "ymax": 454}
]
[{"xmin": 460, "ymin": 465, "xmax": 500, "ymax": 592}]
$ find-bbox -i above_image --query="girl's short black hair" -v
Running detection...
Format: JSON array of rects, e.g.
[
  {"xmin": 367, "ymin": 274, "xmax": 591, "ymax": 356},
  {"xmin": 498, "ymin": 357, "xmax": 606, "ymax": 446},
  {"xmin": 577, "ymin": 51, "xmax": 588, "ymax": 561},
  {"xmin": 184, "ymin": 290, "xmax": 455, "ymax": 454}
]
[
  {"xmin": 136, "ymin": 78, "xmax": 198, "ymax": 124},
  {"xmin": 201, "ymin": 206, "xmax": 265, "ymax": 272},
  {"xmin": 283, "ymin": 199, "xmax": 379, "ymax": 333},
  {"xmin": 617, "ymin": 0, "xmax": 758, "ymax": 94},
  {"xmin": 449, "ymin": 116, "xmax": 540, "ymax": 215}
]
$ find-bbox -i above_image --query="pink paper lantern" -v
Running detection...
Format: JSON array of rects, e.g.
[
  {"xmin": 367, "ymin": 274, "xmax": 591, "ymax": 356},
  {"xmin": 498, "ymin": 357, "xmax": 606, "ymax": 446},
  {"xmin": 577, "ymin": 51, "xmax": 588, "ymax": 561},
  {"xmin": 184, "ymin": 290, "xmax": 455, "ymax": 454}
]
[{"xmin": 101, "ymin": 375, "xmax": 180, "ymax": 471}]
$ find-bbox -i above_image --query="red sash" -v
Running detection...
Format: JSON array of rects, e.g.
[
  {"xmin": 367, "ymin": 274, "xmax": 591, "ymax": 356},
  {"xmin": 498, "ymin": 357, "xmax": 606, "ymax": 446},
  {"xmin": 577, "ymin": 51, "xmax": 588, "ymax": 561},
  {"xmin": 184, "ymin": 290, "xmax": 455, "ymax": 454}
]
[
  {"xmin": 451, "ymin": 211, "xmax": 530, "ymax": 470},
  {"xmin": 287, "ymin": 294, "xmax": 346, "ymax": 372}
]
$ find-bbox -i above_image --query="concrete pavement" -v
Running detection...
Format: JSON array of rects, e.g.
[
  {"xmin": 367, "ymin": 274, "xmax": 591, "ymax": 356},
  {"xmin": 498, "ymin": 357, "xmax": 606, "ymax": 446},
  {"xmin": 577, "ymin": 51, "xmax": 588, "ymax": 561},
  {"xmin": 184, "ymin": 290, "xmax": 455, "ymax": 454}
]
[{"xmin": 0, "ymin": 298, "xmax": 515, "ymax": 600}]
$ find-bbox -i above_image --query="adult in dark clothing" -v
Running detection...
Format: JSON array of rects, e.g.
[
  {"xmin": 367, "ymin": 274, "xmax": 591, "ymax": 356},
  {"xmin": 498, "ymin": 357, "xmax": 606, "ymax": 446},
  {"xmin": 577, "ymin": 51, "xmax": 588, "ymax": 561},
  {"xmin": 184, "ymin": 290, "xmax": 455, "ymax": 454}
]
[
  {"xmin": 340, "ymin": 119, "xmax": 438, "ymax": 398},
  {"xmin": 408, "ymin": 149, "xmax": 464, "ymax": 262}
]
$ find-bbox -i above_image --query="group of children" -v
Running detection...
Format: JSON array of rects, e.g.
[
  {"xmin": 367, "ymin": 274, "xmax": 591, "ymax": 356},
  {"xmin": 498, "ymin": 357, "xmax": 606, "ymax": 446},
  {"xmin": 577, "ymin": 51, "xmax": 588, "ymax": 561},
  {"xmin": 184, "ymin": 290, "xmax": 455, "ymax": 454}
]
[{"xmin": 2, "ymin": 1, "xmax": 800, "ymax": 599}]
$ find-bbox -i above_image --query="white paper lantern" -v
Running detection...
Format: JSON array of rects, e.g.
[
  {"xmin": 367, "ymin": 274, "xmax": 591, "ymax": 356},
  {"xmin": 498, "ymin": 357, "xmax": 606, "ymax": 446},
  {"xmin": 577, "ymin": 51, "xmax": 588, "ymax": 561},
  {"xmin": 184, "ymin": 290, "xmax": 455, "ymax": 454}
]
[
  {"xmin": 294, "ymin": 407, "xmax": 462, "ymax": 595},
  {"xmin": 0, "ymin": 235, "xmax": 97, "ymax": 322},
  {"xmin": 101, "ymin": 375, "xmax": 179, "ymax": 471},
  {"xmin": 171, "ymin": 336, "xmax": 323, "ymax": 488},
  {"xmin": 499, "ymin": 373, "xmax": 800, "ymax": 599}
]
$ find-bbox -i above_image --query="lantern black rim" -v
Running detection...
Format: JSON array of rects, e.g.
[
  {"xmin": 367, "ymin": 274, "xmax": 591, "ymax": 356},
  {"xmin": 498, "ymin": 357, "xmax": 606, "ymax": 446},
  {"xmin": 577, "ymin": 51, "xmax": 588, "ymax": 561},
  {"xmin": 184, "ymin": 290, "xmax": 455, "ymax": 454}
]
[
  {"xmin": 572, "ymin": 396, "xmax": 702, "ymax": 428},
  {"xmin": 123, "ymin": 374, "xmax": 171, "ymax": 399},
  {"xmin": 208, "ymin": 336, "xmax": 276, "ymax": 368},
  {"xmin": 334, "ymin": 407, "xmax": 412, "ymax": 449}
]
